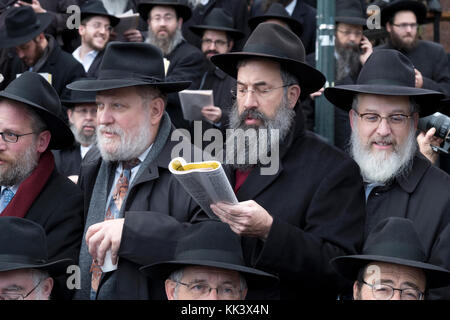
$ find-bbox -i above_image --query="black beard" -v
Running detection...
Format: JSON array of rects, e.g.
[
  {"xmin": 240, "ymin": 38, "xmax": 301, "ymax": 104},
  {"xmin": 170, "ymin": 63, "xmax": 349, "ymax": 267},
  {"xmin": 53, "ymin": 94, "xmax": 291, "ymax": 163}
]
[
  {"xmin": 335, "ymin": 42, "xmax": 362, "ymax": 82},
  {"xmin": 389, "ymin": 32, "xmax": 419, "ymax": 52}
]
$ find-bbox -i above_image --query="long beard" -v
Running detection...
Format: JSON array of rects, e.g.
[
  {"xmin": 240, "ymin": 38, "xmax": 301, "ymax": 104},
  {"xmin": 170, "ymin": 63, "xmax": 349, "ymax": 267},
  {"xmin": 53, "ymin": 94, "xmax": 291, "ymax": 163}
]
[
  {"xmin": 70, "ymin": 123, "xmax": 96, "ymax": 146},
  {"xmin": 146, "ymin": 27, "xmax": 183, "ymax": 56},
  {"xmin": 0, "ymin": 141, "xmax": 39, "ymax": 186},
  {"xmin": 97, "ymin": 121, "xmax": 151, "ymax": 162},
  {"xmin": 350, "ymin": 124, "xmax": 417, "ymax": 184},
  {"xmin": 335, "ymin": 41, "xmax": 362, "ymax": 81},
  {"xmin": 225, "ymin": 94, "xmax": 295, "ymax": 170},
  {"xmin": 389, "ymin": 30, "xmax": 419, "ymax": 52}
]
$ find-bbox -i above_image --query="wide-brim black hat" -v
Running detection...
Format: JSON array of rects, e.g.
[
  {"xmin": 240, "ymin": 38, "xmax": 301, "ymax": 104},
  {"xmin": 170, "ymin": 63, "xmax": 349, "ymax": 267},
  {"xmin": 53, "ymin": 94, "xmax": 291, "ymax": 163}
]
[
  {"xmin": 190, "ymin": 8, "xmax": 244, "ymax": 40},
  {"xmin": 0, "ymin": 6, "xmax": 53, "ymax": 48},
  {"xmin": 330, "ymin": 217, "xmax": 450, "ymax": 289},
  {"xmin": 248, "ymin": 3, "xmax": 303, "ymax": 39},
  {"xmin": 0, "ymin": 71, "xmax": 74, "ymax": 150},
  {"xmin": 67, "ymin": 42, "xmax": 191, "ymax": 93},
  {"xmin": 80, "ymin": 0, "xmax": 120, "ymax": 27},
  {"xmin": 381, "ymin": 0, "xmax": 427, "ymax": 26},
  {"xmin": 61, "ymin": 78, "xmax": 97, "ymax": 107},
  {"xmin": 211, "ymin": 22, "xmax": 325, "ymax": 97},
  {"xmin": 138, "ymin": 0, "xmax": 192, "ymax": 22},
  {"xmin": 0, "ymin": 217, "xmax": 73, "ymax": 277},
  {"xmin": 335, "ymin": 0, "xmax": 367, "ymax": 26},
  {"xmin": 325, "ymin": 49, "xmax": 444, "ymax": 116},
  {"xmin": 140, "ymin": 221, "xmax": 278, "ymax": 290}
]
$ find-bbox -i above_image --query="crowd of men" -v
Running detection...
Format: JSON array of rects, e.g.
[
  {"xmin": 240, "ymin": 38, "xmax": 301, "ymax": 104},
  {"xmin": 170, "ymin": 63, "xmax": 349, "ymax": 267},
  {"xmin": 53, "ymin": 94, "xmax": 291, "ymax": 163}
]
[{"xmin": 0, "ymin": 0, "xmax": 449, "ymax": 301}]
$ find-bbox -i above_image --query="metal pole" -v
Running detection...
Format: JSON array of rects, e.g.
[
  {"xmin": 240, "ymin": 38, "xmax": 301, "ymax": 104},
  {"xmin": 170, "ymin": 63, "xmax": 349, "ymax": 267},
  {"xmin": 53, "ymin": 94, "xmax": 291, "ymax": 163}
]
[{"xmin": 314, "ymin": 0, "xmax": 335, "ymax": 145}]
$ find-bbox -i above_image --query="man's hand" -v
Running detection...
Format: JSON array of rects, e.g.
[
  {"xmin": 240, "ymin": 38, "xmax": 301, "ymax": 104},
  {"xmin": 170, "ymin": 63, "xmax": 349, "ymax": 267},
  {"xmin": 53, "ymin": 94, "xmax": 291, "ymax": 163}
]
[
  {"xmin": 85, "ymin": 218, "xmax": 125, "ymax": 266},
  {"xmin": 359, "ymin": 36, "xmax": 373, "ymax": 65},
  {"xmin": 123, "ymin": 29, "xmax": 143, "ymax": 43},
  {"xmin": 201, "ymin": 105, "xmax": 222, "ymax": 123},
  {"xmin": 417, "ymin": 127, "xmax": 443, "ymax": 164},
  {"xmin": 210, "ymin": 201, "xmax": 273, "ymax": 240},
  {"xmin": 415, "ymin": 68, "xmax": 424, "ymax": 88},
  {"xmin": 17, "ymin": 0, "xmax": 46, "ymax": 13},
  {"xmin": 309, "ymin": 87, "xmax": 324, "ymax": 100}
]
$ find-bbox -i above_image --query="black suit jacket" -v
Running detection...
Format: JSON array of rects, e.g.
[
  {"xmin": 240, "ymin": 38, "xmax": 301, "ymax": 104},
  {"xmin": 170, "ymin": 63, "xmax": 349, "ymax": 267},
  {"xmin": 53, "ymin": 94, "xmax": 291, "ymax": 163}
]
[{"xmin": 53, "ymin": 143, "xmax": 83, "ymax": 177}]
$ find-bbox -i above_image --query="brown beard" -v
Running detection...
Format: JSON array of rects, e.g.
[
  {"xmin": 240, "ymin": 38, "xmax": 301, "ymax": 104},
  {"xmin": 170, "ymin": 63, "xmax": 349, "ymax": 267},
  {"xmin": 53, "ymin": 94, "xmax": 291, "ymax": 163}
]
[{"xmin": 389, "ymin": 30, "xmax": 419, "ymax": 52}]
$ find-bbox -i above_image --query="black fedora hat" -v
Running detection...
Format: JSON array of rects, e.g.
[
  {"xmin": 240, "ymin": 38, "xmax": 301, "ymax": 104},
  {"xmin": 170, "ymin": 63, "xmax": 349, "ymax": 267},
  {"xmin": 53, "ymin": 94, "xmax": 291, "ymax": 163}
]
[
  {"xmin": 211, "ymin": 22, "xmax": 325, "ymax": 96},
  {"xmin": 67, "ymin": 42, "xmax": 191, "ymax": 93},
  {"xmin": 0, "ymin": 217, "xmax": 73, "ymax": 276},
  {"xmin": 80, "ymin": 0, "xmax": 120, "ymax": 27},
  {"xmin": 248, "ymin": 3, "xmax": 303, "ymax": 39},
  {"xmin": 189, "ymin": 8, "xmax": 244, "ymax": 40},
  {"xmin": 324, "ymin": 49, "xmax": 444, "ymax": 116},
  {"xmin": 138, "ymin": 0, "xmax": 192, "ymax": 22},
  {"xmin": 381, "ymin": 0, "xmax": 427, "ymax": 26},
  {"xmin": 61, "ymin": 78, "xmax": 97, "ymax": 108},
  {"xmin": 330, "ymin": 217, "xmax": 450, "ymax": 289},
  {"xmin": 0, "ymin": 6, "xmax": 53, "ymax": 48},
  {"xmin": 335, "ymin": 0, "xmax": 367, "ymax": 26},
  {"xmin": 0, "ymin": 71, "xmax": 74, "ymax": 150},
  {"xmin": 140, "ymin": 221, "xmax": 278, "ymax": 289}
]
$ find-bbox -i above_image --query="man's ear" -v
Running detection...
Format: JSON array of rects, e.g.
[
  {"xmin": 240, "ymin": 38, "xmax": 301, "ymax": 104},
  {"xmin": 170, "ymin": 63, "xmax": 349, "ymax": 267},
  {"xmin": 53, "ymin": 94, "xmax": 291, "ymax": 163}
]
[
  {"xmin": 165, "ymin": 279, "xmax": 176, "ymax": 300},
  {"xmin": 41, "ymin": 277, "xmax": 54, "ymax": 300},
  {"xmin": 67, "ymin": 109, "xmax": 74, "ymax": 124},
  {"xmin": 386, "ymin": 22, "xmax": 392, "ymax": 33},
  {"xmin": 36, "ymin": 130, "xmax": 51, "ymax": 153},
  {"xmin": 177, "ymin": 17, "xmax": 183, "ymax": 29},
  {"xmin": 149, "ymin": 97, "xmax": 165, "ymax": 126},
  {"xmin": 413, "ymin": 112, "xmax": 419, "ymax": 130},
  {"xmin": 349, "ymin": 109, "xmax": 356, "ymax": 130},
  {"xmin": 228, "ymin": 39, "xmax": 234, "ymax": 52},
  {"xmin": 287, "ymin": 85, "xmax": 301, "ymax": 109},
  {"xmin": 353, "ymin": 281, "xmax": 360, "ymax": 300}
]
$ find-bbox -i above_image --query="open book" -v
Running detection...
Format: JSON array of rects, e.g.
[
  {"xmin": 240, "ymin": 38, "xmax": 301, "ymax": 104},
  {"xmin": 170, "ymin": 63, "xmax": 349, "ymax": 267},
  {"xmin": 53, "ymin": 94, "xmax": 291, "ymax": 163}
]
[
  {"xmin": 178, "ymin": 90, "xmax": 214, "ymax": 121},
  {"xmin": 114, "ymin": 10, "xmax": 140, "ymax": 38},
  {"xmin": 169, "ymin": 157, "xmax": 238, "ymax": 219}
]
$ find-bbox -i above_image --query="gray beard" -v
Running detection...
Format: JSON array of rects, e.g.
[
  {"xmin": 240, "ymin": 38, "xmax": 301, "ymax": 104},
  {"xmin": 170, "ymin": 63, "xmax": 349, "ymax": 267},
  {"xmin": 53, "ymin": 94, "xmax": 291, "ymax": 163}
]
[
  {"xmin": 350, "ymin": 124, "xmax": 417, "ymax": 184},
  {"xmin": 335, "ymin": 44, "xmax": 361, "ymax": 82},
  {"xmin": 0, "ymin": 141, "xmax": 39, "ymax": 187},
  {"xmin": 225, "ymin": 94, "xmax": 295, "ymax": 171},
  {"xmin": 146, "ymin": 28, "xmax": 184, "ymax": 56},
  {"xmin": 70, "ymin": 123, "xmax": 96, "ymax": 147}
]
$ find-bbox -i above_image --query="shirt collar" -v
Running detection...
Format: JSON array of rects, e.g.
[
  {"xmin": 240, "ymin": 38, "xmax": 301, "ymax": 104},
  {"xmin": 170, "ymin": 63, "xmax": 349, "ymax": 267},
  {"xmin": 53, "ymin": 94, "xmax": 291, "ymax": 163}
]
[
  {"xmin": 285, "ymin": 0, "xmax": 297, "ymax": 16},
  {"xmin": 1, "ymin": 184, "xmax": 20, "ymax": 195}
]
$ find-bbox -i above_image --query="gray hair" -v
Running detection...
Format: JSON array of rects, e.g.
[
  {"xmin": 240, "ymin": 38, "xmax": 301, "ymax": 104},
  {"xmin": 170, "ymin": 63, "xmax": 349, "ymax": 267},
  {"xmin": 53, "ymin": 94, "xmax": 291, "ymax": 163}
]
[
  {"xmin": 134, "ymin": 85, "xmax": 167, "ymax": 107},
  {"xmin": 30, "ymin": 269, "xmax": 51, "ymax": 300}
]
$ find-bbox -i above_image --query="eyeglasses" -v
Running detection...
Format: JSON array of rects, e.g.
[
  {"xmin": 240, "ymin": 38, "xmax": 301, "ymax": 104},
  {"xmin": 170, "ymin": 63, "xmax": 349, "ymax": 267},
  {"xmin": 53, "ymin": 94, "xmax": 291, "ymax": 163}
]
[
  {"xmin": 353, "ymin": 110, "xmax": 413, "ymax": 128},
  {"xmin": 0, "ymin": 131, "xmax": 35, "ymax": 143},
  {"xmin": 84, "ymin": 22, "xmax": 113, "ymax": 32},
  {"xmin": 231, "ymin": 83, "xmax": 295, "ymax": 99},
  {"xmin": 201, "ymin": 39, "xmax": 228, "ymax": 47},
  {"xmin": 337, "ymin": 29, "xmax": 363, "ymax": 37},
  {"xmin": 0, "ymin": 280, "xmax": 42, "ymax": 300},
  {"xmin": 392, "ymin": 23, "xmax": 418, "ymax": 30},
  {"xmin": 176, "ymin": 281, "xmax": 242, "ymax": 300},
  {"xmin": 150, "ymin": 14, "xmax": 176, "ymax": 23},
  {"xmin": 361, "ymin": 280, "xmax": 424, "ymax": 300},
  {"xmin": 73, "ymin": 107, "xmax": 97, "ymax": 116}
]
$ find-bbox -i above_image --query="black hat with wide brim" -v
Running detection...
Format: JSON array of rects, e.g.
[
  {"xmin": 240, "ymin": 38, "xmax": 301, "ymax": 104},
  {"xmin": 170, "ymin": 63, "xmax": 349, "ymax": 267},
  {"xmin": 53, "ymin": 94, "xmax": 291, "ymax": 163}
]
[
  {"xmin": 140, "ymin": 221, "xmax": 278, "ymax": 290},
  {"xmin": 211, "ymin": 22, "xmax": 325, "ymax": 97},
  {"xmin": 0, "ymin": 71, "xmax": 74, "ymax": 150},
  {"xmin": 335, "ymin": 0, "xmax": 367, "ymax": 26},
  {"xmin": 0, "ymin": 6, "xmax": 54, "ymax": 48},
  {"xmin": 381, "ymin": 0, "xmax": 427, "ymax": 26},
  {"xmin": 138, "ymin": 0, "xmax": 192, "ymax": 22},
  {"xmin": 324, "ymin": 49, "xmax": 444, "ymax": 117},
  {"xmin": 248, "ymin": 3, "xmax": 303, "ymax": 39},
  {"xmin": 330, "ymin": 217, "xmax": 450, "ymax": 289},
  {"xmin": 189, "ymin": 8, "xmax": 244, "ymax": 40},
  {"xmin": 80, "ymin": 0, "xmax": 120, "ymax": 27},
  {"xmin": 61, "ymin": 78, "xmax": 97, "ymax": 107},
  {"xmin": 0, "ymin": 217, "xmax": 73, "ymax": 277},
  {"xmin": 67, "ymin": 42, "xmax": 191, "ymax": 93}
]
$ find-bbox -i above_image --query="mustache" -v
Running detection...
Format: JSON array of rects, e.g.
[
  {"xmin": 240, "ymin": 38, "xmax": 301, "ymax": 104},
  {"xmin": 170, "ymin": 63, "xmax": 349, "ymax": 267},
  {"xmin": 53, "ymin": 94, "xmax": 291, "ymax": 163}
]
[
  {"xmin": 238, "ymin": 108, "xmax": 268, "ymax": 126},
  {"xmin": 205, "ymin": 50, "xmax": 219, "ymax": 56},
  {"xmin": 98, "ymin": 124, "xmax": 123, "ymax": 136}
]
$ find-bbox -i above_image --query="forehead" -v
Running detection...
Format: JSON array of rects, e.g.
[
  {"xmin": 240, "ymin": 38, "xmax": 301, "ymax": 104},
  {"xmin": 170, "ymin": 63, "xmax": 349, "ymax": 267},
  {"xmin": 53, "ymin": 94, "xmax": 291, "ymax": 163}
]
[
  {"xmin": 0, "ymin": 269, "xmax": 32, "ymax": 287},
  {"xmin": 150, "ymin": 5, "xmax": 177, "ymax": 16},
  {"xmin": 237, "ymin": 59, "xmax": 282, "ymax": 84},
  {"xmin": 73, "ymin": 103, "xmax": 97, "ymax": 109},
  {"xmin": 96, "ymin": 86, "xmax": 140, "ymax": 100},
  {"xmin": 393, "ymin": 10, "xmax": 417, "ymax": 23},
  {"xmin": 337, "ymin": 22, "xmax": 363, "ymax": 31},
  {"xmin": 0, "ymin": 99, "xmax": 33, "ymax": 127},
  {"xmin": 182, "ymin": 266, "xmax": 241, "ymax": 283},
  {"xmin": 364, "ymin": 262, "xmax": 425, "ymax": 285},
  {"xmin": 357, "ymin": 94, "xmax": 411, "ymax": 113},
  {"xmin": 86, "ymin": 15, "xmax": 110, "ymax": 25},
  {"xmin": 202, "ymin": 29, "xmax": 228, "ymax": 40},
  {"xmin": 16, "ymin": 38, "xmax": 35, "ymax": 50}
]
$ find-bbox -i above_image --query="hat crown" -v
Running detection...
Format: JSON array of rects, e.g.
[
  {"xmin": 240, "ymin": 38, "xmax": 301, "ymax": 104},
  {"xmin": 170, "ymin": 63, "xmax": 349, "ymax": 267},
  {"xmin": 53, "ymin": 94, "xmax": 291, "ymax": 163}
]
[
  {"xmin": 363, "ymin": 217, "xmax": 427, "ymax": 262},
  {"xmin": 5, "ymin": 6, "xmax": 39, "ymax": 36},
  {"xmin": 357, "ymin": 49, "xmax": 416, "ymax": 88},
  {"xmin": 243, "ymin": 22, "xmax": 305, "ymax": 64},
  {"xmin": 203, "ymin": 8, "xmax": 234, "ymax": 29},
  {"xmin": 80, "ymin": 0, "xmax": 109, "ymax": 14},
  {"xmin": 265, "ymin": 3, "xmax": 291, "ymax": 18},
  {"xmin": 0, "ymin": 217, "xmax": 48, "ymax": 262},
  {"xmin": 336, "ymin": 0, "xmax": 365, "ymax": 18},
  {"xmin": 174, "ymin": 221, "xmax": 245, "ymax": 267}
]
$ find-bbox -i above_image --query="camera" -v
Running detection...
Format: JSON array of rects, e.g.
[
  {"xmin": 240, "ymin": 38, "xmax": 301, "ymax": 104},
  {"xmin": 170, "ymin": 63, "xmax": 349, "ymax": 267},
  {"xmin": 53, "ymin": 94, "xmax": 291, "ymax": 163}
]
[{"xmin": 418, "ymin": 112, "xmax": 450, "ymax": 154}]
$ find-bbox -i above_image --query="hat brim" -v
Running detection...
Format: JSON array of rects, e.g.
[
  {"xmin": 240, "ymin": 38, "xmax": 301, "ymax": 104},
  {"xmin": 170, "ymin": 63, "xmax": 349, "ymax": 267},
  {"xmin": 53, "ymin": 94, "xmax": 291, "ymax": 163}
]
[
  {"xmin": 211, "ymin": 52, "xmax": 325, "ymax": 96},
  {"xmin": 330, "ymin": 255, "xmax": 450, "ymax": 289},
  {"xmin": 67, "ymin": 78, "xmax": 192, "ymax": 94},
  {"xmin": 61, "ymin": 97, "xmax": 97, "ymax": 107},
  {"xmin": 248, "ymin": 15, "xmax": 303, "ymax": 38},
  {"xmin": 336, "ymin": 16, "xmax": 367, "ymax": 27},
  {"xmin": 138, "ymin": 3, "xmax": 191, "ymax": 22},
  {"xmin": 0, "ymin": 91, "xmax": 74, "ymax": 150},
  {"xmin": 0, "ymin": 13, "xmax": 53, "ymax": 49},
  {"xmin": 0, "ymin": 258, "xmax": 73, "ymax": 277},
  {"xmin": 189, "ymin": 25, "xmax": 245, "ymax": 40},
  {"xmin": 381, "ymin": 1, "xmax": 427, "ymax": 26},
  {"xmin": 325, "ymin": 85, "xmax": 444, "ymax": 117},
  {"xmin": 140, "ymin": 259, "xmax": 279, "ymax": 289}
]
